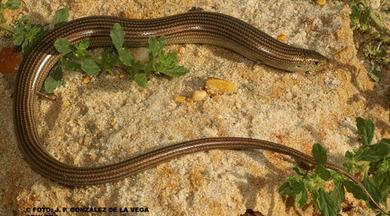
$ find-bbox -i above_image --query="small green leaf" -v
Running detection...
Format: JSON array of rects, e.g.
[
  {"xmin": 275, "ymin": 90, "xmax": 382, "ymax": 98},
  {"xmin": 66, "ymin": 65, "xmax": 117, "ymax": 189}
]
[
  {"xmin": 345, "ymin": 150, "xmax": 354, "ymax": 159},
  {"xmin": 100, "ymin": 48, "xmax": 118, "ymax": 73},
  {"xmin": 13, "ymin": 27, "xmax": 25, "ymax": 46},
  {"xmin": 110, "ymin": 23, "xmax": 124, "ymax": 51},
  {"xmin": 278, "ymin": 177, "xmax": 304, "ymax": 196},
  {"xmin": 5, "ymin": 0, "xmax": 20, "ymax": 9},
  {"xmin": 131, "ymin": 61, "xmax": 144, "ymax": 74},
  {"xmin": 118, "ymin": 47, "xmax": 132, "ymax": 66},
  {"xmin": 350, "ymin": 4, "xmax": 360, "ymax": 30},
  {"xmin": 134, "ymin": 73, "xmax": 148, "ymax": 87},
  {"xmin": 54, "ymin": 38, "xmax": 72, "ymax": 55},
  {"xmin": 44, "ymin": 76, "xmax": 61, "ymax": 93},
  {"xmin": 330, "ymin": 182, "xmax": 345, "ymax": 209},
  {"xmin": 343, "ymin": 155, "xmax": 370, "ymax": 176},
  {"xmin": 158, "ymin": 65, "xmax": 189, "ymax": 77},
  {"xmin": 74, "ymin": 39, "xmax": 90, "ymax": 58},
  {"xmin": 52, "ymin": 7, "xmax": 69, "ymax": 27},
  {"xmin": 356, "ymin": 117, "xmax": 375, "ymax": 146},
  {"xmin": 357, "ymin": 141, "xmax": 390, "ymax": 162},
  {"xmin": 75, "ymin": 39, "xmax": 89, "ymax": 51},
  {"xmin": 295, "ymin": 188, "xmax": 308, "ymax": 208},
  {"xmin": 81, "ymin": 58, "xmax": 100, "ymax": 76},
  {"xmin": 363, "ymin": 177, "xmax": 383, "ymax": 204},
  {"xmin": 43, "ymin": 66, "xmax": 63, "ymax": 93},
  {"xmin": 343, "ymin": 180, "xmax": 368, "ymax": 201},
  {"xmin": 278, "ymin": 181, "xmax": 294, "ymax": 195},
  {"xmin": 12, "ymin": 16, "xmax": 44, "ymax": 53},
  {"xmin": 312, "ymin": 190, "xmax": 322, "ymax": 210},
  {"xmin": 155, "ymin": 52, "xmax": 189, "ymax": 77},
  {"xmin": 373, "ymin": 156, "xmax": 390, "ymax": 196},
  {"xmin": 60, "ymin": 57, "xmax": 81, "ymax": 71},
  {"xmin": 160, "ymin": 52, "xmax": 177, "ymax": 65},
  {"xmin": 50, "ymin": 65, "xmax": 63, "ymax": 81},
  {"xmin": 148, "ymin": 36, "xmax": 165, "ymax": 59},
  {"xmin": 368, "ymin": 62, "xmax": 381, "ymax": 82},
  {"xmin": 315, "ymin": 165, "xmax": 332, "ymax": 181},
  {"xmin": 23, "ymin": 25, "xmax": 43, "ymax": 51},
  {"xmin": 317, "ymin": 188, "xmax": 338, "ymax": 216},
  {"xmin": 312, "ymin": 143, "xmax": 327, "ymax": 165},
  {"xmin": 15, "ymin": 14, "xmax": 29, "ymax": 25},
  {"xmin": 350, "ymin": 2, "xmax": 371, "ymax": 32}
]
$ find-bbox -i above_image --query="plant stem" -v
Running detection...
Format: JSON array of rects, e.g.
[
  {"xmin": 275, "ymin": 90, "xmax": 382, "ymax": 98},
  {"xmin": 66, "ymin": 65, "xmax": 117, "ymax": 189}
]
[{"xmin": 0, "ymin": 22, "xmax": 14, "ymax": 33}]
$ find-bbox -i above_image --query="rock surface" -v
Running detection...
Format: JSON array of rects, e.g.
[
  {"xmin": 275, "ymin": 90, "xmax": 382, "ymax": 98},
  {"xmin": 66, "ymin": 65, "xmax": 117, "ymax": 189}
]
[{"xmin": 0, "ymin": 0, "xmax": 389, "ymax": 215}]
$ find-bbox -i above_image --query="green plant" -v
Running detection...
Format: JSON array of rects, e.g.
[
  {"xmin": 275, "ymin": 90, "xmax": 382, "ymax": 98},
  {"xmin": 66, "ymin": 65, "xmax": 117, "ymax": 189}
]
[
  {"xmin": 109, "ymin": 23, "xmax": 188, "ymax": 87},
  {"xmin": 43, "ymin": 38, "xmax": 99, "ymax": 93},
  {"xmin": 0, "ymin": 2, "xmax": 188, "ymax": 91},
  {"xmin": 344, "ymin": 117, "xmax": 390, "ymax": 209},
  {"xmin": 349, "ymin": 0, "xmax": 389, "ymax": 82},
  {"xmin": 52, "ymin": 6, "xmax": 69, "ymax": 27},
  {"xmin": 1, "ymin": 4, "xmax": 69, "ymax": 54},
  {"xmin": 279, "ymin": 117, "xmax": 389, "ymax": 216},
  {"xmin": 278, "ymin": 144, "xmax": 346, "ymax": 216},
  {"xmin": 12, "ymin": 15, "xmax": 44, "ymax": 53},
  {"xmin": 0, "ymin": 0, "xmax": 49, "ymax": 54},
  {"xmin": 44, "ymin": 23, "xmax": 189, "ymax": 92}
]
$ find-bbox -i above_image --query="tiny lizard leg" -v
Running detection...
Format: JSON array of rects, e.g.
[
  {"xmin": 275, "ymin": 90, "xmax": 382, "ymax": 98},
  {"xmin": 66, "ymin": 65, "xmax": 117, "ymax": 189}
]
[{"xmin": 36, "ymin": 91, "xmax": 57, "ymax": 101}]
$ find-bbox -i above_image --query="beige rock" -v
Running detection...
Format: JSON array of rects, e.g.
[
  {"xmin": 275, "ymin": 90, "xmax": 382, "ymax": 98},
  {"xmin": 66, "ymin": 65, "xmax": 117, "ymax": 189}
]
[
  {"xmin": 205, "ymin": 77, "xmax": 236, "ymax": 95},
  {"xmin": 277, "ymin": 34, "xmax": 288, "ymax": 43},
  {"xmin": 82, "ymin": 75, "xmax": 92, "ymax": 84},
  {"xmin": 174, "ymin": 95, "xmax": 186, "ymax": 103},
  {"xmin": 192, "ymin": 90, "xmax": 208, "ymax": 101},
  {"xmin": 316, "ymin": 0, "xmax": 327, "ymax": 6},
  {"xmin": 132, "ymin": 47, "xmax": 149, "ymax": 63}
]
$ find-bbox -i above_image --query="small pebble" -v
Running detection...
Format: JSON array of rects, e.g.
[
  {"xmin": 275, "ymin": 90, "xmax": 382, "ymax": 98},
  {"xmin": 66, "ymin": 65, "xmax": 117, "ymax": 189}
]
[
  {"xmin": 110, "ymin": 118, "xmax": 117, "ymax": 127},
  {"xmin": 174, "ymin": 96, "xmax": 187, "ymax": 103},
  {"xmin": 132, "ymin": 47, "xmax": 149, "ymax": 63},
  {"xmin": 276, "ymin": 34, "xmax": 288, "ymax": 43},
  {"xmin": 205, "ymin": 77, "xmax": 236, "ymax": 95},
  {"xmin": 316, "ymin": 0, "xmax": 326, "ymax": 6},
  {"xmin": 192, "ymin": 90, "xmax": 207, "ymax": 101},
  {"xmin": 82, "ymin": 75, "xmax": 92, "ymax": 84}
]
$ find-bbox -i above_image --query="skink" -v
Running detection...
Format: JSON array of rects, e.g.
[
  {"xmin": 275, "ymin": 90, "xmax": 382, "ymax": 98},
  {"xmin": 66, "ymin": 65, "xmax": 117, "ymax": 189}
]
[{"xmin": 14, "ymin": 10, "xmax": 384, "ymax": 212}]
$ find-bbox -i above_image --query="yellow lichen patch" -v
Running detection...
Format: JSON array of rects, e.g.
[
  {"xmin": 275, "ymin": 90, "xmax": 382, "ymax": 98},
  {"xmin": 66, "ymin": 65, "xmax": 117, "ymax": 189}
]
[
  {"xmin": 192, "ymin": 90, "xmax": 208, "ymax": 101},
  {"xmin": 205, "ymin": 77, "xmax": 236, "ymax": 95},
  {"xmin": 82, "ymin": 75, "xmax": 92, "ymax": 84},
  {"xmin": 174, "ymin": 95, "xmax": 187, "ymax": 103},
  {"xmin": 315, "ymin": 0, "xmax": 326, "ymax": 6},
  {"xmin": 276, "ymin": 34, "xmax": 288, "ymax": 43}
]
